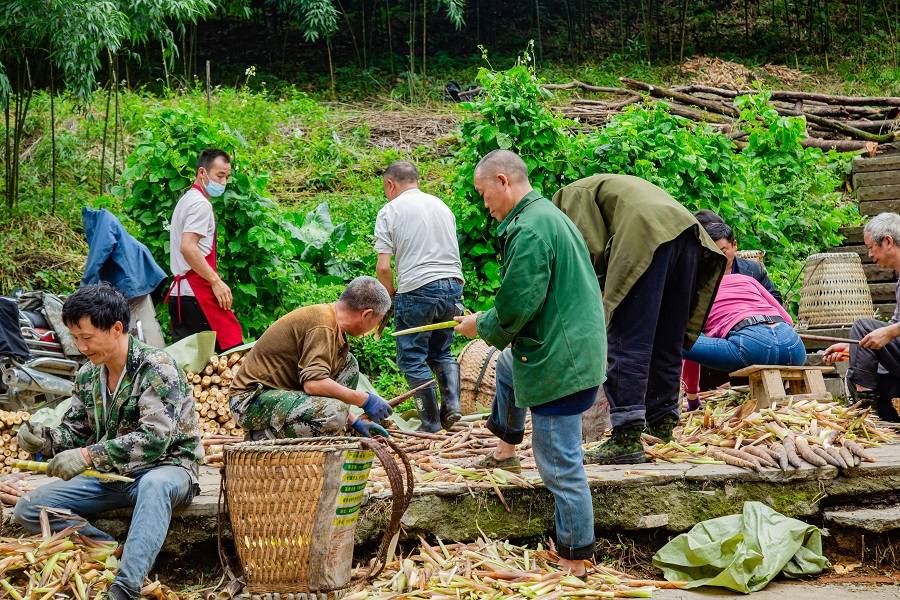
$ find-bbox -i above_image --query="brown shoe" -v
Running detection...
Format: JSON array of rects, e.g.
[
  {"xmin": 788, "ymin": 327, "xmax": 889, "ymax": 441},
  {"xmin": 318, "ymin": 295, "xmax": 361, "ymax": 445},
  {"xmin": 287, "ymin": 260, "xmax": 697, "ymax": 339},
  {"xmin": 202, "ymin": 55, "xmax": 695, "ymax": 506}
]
[{"xmin": 474, "ymin": 454, "xmax": 522, "ymax": 473}]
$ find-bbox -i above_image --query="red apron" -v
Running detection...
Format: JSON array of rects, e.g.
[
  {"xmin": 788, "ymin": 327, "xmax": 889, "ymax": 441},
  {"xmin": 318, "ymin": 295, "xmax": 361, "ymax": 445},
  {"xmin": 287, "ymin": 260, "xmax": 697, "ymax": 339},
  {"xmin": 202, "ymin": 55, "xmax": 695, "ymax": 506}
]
[{"xmin": 165, "ymin": 184, "xmax": 243, "ymax": 350}]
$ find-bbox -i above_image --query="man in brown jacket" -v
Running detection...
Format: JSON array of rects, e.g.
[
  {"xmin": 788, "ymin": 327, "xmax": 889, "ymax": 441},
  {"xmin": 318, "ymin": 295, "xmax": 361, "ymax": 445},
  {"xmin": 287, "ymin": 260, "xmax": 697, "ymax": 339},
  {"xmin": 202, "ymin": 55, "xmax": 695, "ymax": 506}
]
[{"xmin": 552, "ymin": 174, "xmax": 725, "ymax": 464}]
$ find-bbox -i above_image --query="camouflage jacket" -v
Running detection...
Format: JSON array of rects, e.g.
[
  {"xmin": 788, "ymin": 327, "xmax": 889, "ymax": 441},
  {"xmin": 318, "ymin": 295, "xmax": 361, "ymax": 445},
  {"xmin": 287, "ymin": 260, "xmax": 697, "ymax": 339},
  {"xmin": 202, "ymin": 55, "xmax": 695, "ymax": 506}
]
[{"xmin": 41, "ymin": 336, "xmax": 203, "ymax": 483}]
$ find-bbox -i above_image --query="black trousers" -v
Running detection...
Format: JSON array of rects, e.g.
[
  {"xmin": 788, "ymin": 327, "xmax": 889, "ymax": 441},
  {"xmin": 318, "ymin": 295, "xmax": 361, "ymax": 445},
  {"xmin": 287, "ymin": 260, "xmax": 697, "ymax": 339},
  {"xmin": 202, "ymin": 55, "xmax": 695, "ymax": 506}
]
[
  {"xmin": 604, "ymin": 229, "xmax": 701, "ymax": 429},
  {"xmin": 168, "ymin": 296, "xmax": 213, "ymax": 344}
]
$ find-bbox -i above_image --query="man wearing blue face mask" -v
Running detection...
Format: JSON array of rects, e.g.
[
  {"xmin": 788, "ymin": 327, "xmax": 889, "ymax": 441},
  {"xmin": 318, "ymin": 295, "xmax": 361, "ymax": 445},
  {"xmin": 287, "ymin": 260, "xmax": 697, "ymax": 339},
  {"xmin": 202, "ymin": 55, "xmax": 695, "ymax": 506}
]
[{"xmin": 166, "ymin": 149, "xmax": 243, "ymax": 351}]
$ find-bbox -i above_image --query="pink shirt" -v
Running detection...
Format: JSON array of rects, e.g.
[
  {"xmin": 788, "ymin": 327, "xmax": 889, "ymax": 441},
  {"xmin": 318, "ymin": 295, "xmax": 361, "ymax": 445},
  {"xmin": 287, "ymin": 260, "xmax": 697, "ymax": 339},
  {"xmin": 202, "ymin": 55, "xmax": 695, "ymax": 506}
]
[{"xmin": 682, "ymin": 274, "xmax": 792, "ymax": 394}]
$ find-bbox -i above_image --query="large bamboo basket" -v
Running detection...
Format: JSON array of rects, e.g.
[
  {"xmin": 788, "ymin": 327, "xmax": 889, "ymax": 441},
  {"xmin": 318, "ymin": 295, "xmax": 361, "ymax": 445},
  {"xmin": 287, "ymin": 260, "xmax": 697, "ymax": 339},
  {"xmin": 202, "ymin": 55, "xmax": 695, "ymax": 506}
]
[
  {"xmin": 222, "ymin": 437, "xmax": 412, "ymax": 598},
  {"xmin": 797, "ymin": 252, "xmax": 874, "ymax": 328},
  {"xmin": 458, "ymin": 339, "xmax": 499, "ymax": 415}
]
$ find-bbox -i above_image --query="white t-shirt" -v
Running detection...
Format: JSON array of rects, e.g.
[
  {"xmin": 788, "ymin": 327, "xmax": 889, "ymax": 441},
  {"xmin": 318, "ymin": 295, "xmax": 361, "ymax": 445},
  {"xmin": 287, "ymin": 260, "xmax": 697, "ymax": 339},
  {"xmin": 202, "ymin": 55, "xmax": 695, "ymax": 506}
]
[
  {"xmin": 169, "ymin": 188, "xmax": 215, "ymax": 297},
  {"xmin": 374, "ymin": 188, "xmax": 463, "ymax": 294}
]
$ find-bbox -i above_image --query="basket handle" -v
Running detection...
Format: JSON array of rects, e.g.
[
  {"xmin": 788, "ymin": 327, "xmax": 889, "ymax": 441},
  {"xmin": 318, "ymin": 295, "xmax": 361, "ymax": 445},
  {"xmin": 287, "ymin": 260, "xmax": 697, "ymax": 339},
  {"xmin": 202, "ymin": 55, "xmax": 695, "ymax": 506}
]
[{"xmin": 354, "ymin": 436, "xmax": 415, "ymax": 582}]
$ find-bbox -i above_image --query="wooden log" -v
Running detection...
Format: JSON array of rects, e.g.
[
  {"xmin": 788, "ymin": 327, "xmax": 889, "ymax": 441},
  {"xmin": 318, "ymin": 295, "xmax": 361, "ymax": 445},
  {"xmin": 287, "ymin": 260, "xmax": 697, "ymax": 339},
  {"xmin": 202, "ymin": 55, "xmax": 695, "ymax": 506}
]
[
  {"xmin": 870, "ymin": 282, "xmax": 897, "ymax": 302},
  {"xmin": 858, "ymin": 184, "xmax": 900, "ymax": 202},
  {"xmin": 853, "ymin": 153, "xmax": 900, "ymax": 173},
  {"xmin": 621, "ymin": 78, "xmax": 739, "ymax": 117},
  {"xmin": 676, "ymin": 84, "xmax": 900, "ymax": 107},
  {"xmin": 541, "ymin": 80, "xmax": 633, "ymax": 95},
  {"xmin": 860, "ymin": 199, "xmax": 900, "ymax": 216},
  {"xmin": 801, "ymin": 138, "xmax": 877, "ymax": 153},
  {"xmin": 863, "ymin": 262, "xmax": 898, "ymax": 282},
  {"xmin": 854, "ymin": 170, "xmax": 900, "ymax": 188}
]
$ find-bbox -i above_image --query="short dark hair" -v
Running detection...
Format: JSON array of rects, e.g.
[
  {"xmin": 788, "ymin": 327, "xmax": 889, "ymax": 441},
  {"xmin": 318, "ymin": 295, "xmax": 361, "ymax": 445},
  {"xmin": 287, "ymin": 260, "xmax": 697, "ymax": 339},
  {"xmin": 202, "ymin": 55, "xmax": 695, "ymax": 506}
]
[
  {"xmin": 694, "ymin": 209, "xmax": 724, "ymax": 227},
  {"xmin": 383, "ymin": 161, "xmax": 419, "ymax": 184},
  {"xmin": 704, "ymin": 222, "xmax": 735, "ymax": 244},
  {"xmin": 62, "ymin": 283, "xmax": 130, "ymax": 331},
  {"xmin": 197, "ymin": 149, "xmax": 231, "ymax": 171}
]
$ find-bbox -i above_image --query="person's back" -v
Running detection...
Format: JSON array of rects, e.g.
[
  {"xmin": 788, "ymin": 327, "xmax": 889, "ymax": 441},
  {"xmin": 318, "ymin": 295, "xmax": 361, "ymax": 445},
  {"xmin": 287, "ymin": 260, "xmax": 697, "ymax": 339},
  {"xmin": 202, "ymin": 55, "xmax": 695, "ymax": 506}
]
[
  {"xmin": 375, "ymin": 188, "xmax": 462, "ymax": 293},
  {"xmin": 231, "ymin": 304, "xmax": 345, "ymax": 395},
  {"xmin": 702, "ymin": 274, "xmax": 791, "ymax": 338}
]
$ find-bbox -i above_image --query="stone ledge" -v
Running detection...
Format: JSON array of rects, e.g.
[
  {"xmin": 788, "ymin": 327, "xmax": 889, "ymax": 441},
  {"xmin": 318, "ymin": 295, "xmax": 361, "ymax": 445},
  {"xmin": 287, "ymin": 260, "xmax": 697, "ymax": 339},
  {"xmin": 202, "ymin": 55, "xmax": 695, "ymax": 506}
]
[{"xmin": 4, "ymin": 445, "xmax": 900, "ymax": 552}]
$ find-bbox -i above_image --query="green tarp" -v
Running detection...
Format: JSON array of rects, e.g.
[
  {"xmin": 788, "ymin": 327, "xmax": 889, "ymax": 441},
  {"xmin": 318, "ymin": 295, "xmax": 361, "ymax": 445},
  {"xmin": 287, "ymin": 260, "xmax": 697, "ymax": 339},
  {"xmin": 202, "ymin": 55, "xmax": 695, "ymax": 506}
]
[{"xmin": 653, "ymin": 501, "xmax": 830, "ymax": 593}]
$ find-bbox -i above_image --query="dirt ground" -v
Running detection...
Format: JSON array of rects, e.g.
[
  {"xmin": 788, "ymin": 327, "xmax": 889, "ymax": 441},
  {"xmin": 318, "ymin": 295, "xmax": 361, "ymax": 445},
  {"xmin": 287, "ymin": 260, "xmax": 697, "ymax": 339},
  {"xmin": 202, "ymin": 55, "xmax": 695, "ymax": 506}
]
[{"xmin": 657, "ymin": 581, "xmax": 900, "ymax": 599}]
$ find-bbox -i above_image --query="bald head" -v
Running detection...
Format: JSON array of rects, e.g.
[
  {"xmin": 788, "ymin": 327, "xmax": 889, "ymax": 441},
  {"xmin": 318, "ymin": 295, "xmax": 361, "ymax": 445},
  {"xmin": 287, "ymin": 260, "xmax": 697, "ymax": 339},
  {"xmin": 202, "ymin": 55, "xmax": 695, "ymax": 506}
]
[
  {"xmin": 473, "ymin": 149, "xmax": 535, "ymax": 223},
  {"xmin": 474, "ymin": 149, "xmax": 529, "ymax": 184}
]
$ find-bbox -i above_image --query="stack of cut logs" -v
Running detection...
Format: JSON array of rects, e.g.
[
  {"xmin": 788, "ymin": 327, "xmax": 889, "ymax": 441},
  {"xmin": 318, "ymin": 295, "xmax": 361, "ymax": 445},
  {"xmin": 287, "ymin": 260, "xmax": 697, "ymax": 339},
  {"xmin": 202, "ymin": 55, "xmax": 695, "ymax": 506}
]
[
  {"xmin": 0, "ymin": 410, "xmax": 33, "ymax": 475},
  {"xmin": 551, "ymin": 78, "xmax": 899, "ymax": 153},
  {"xmin": 186, "ymin": 352, "xmax": 245, "ymax": 440}
]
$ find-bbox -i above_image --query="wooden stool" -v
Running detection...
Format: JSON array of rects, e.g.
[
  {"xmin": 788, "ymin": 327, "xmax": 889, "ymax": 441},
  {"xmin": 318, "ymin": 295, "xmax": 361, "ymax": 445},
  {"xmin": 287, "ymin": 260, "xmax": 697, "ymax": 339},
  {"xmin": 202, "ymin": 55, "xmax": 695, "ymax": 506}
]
[{"xmin": 729, "ymin": 365, "xmax": 834, "ymax": 408}]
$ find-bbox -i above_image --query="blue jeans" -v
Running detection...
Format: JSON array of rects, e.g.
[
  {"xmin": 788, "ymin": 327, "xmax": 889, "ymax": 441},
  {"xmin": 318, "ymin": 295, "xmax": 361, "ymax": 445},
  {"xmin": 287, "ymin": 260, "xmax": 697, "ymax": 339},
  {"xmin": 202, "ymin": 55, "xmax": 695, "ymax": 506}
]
[
  {"xmin": 487, "ymin": 349, "xmax": 595, "ymax": 559},
  {"xmin": 394, "ymin": 278, "xmax": 463, "ymax": 382},
  {"xmin": 14, "ymin": 465, "xmax": 195, "ymax": 599},
  {"xmin": 682, "ymin": 322, "xmax": 807, "ymax": 373}
]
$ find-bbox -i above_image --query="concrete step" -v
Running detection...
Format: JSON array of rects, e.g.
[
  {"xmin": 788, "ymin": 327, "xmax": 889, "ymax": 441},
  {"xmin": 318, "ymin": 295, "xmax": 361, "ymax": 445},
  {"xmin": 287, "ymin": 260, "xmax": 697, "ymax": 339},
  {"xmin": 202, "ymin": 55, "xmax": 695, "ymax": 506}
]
[{"xmin": 839, "ymin": 226, "xmax": 863, "ymax": 244}]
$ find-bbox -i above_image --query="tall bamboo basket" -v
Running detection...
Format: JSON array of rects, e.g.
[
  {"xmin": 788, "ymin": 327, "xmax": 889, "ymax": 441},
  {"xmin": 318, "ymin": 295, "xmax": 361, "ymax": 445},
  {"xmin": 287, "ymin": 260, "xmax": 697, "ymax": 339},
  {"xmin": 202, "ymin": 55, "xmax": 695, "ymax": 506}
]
[
  {"xmin": 736, "ymin": 249, "xmax": 765, "ymax": 265},
  {"xmin": 222, "ymin": 437, "xmax": 412, "ymax": 598},
  {"xmin": 797, "ymin": 252, "xmax": 874, "ymax": 328},
  {"xmin": 458, "ymin": 339, "xmax": 499, "ymax": 415}
]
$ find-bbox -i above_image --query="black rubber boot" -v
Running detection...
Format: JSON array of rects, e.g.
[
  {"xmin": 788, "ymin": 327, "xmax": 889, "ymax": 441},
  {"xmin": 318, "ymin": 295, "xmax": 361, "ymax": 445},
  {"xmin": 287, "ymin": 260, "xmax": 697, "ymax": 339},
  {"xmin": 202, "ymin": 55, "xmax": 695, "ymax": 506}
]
[
  {"xmin": 410, "ymin": 378, "xmax": 441, "ymax": 433},
  {"xmin": 432, "ymin": 361, "xmax": 462, "ymax": 431}
]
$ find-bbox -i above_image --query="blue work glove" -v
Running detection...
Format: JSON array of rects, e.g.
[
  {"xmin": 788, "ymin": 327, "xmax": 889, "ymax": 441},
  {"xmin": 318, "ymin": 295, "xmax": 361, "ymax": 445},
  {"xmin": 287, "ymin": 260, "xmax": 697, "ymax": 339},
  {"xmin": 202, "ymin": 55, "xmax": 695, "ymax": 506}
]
[
  {"xmin": 16, "ymin": 421, "xmax": 45, "ymax": 453},
  {"xmin": 351, "ymin": 419, "xmax": 390, "ymax": 438},
  {"xmin": 47, "ymin": 448, "xmax": 90, "ymax": 481},
  {"xmin": 362, "ymin": 392, "xmax": 393, "ymax": 422}
]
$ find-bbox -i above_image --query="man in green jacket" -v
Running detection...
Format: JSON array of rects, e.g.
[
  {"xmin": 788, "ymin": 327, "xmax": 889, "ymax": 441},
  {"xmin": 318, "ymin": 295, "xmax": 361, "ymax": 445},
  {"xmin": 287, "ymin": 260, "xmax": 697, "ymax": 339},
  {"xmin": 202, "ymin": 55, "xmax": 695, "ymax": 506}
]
[
  {"xmin": 551, "ymin": 174, "xmax": 725, "ymax": 464},
  {"xmin": 455, "ymin": 150, "xmax": 606, "ymax": 575}
]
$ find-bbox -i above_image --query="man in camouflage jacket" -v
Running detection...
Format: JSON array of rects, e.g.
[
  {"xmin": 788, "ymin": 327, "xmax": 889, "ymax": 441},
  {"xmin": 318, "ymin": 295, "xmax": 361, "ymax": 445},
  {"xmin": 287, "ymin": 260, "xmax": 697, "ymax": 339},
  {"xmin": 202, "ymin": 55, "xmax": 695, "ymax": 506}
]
[{"xmin": 14, "ymin": 284, "xmax": 202, "ymax": 600}]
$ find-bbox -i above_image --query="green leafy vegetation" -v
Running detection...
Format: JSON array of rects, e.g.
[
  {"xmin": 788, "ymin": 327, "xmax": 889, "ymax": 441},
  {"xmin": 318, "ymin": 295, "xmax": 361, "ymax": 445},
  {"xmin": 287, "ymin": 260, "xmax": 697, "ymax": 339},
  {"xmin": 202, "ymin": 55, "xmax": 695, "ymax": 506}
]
[{"xmin": 451, "ymin": 51, "xmax": 859, "ymax": 311}]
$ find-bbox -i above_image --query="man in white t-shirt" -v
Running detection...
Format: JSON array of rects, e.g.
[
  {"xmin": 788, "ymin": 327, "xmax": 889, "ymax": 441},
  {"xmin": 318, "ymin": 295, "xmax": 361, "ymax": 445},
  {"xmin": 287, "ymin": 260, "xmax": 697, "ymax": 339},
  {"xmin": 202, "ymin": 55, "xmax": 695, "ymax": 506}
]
[
  {"xmin": 167, "ymin": 149, "xmax": 243, "ymax": 351},
  {"xmin": 374, "ymin": 161, "xmax": 464, "ymax": 432}
]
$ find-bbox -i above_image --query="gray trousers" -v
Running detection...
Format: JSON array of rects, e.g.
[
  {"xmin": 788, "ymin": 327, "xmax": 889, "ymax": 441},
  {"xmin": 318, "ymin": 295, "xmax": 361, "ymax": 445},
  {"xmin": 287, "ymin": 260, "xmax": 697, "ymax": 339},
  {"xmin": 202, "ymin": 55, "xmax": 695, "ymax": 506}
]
[
  {"xmin": 128, "ymin": 294, "xmax": 165, "ymax": 348},
  {"xmin": 847, "ymin": 318, "xmax": 900, "ymax": 390}
]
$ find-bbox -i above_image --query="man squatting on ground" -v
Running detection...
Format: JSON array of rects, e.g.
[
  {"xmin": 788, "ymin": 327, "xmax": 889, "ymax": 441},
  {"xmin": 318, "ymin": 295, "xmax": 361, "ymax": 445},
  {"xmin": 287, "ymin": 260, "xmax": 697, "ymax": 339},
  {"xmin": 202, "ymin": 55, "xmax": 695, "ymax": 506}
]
[
  {"xmin": 375, "ymin": 160, "xmax": 465, "ymax": 432},
  {"xmin": 228, "ymin": 277, "xmax": 395, "ymax": 440},
  {"xmin": 454, "ymin": 150, "xmax": 606, "ymax": 576},
  {"xmin": 825, "ymin": 212, "xmax": 900, "ymax": 419},
  {"xmin": 14, "ymin": 283, "xmax": 203, "ymax": 600}
]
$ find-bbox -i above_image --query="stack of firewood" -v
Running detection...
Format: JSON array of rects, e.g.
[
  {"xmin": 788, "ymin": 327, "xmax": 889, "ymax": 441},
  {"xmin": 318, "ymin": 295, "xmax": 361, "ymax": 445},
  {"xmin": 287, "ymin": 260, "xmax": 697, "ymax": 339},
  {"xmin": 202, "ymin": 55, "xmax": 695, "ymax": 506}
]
[
  {"xmin": 187, "ymin": 353, "xmax": 245, "ymax": 439},
  {"xmin": 0, "ymin": 411, "xmax": 33, "ymax": 475},
  {"xmin": 552, "ymin": 78, "xmax": 899, "ymax": 153}
]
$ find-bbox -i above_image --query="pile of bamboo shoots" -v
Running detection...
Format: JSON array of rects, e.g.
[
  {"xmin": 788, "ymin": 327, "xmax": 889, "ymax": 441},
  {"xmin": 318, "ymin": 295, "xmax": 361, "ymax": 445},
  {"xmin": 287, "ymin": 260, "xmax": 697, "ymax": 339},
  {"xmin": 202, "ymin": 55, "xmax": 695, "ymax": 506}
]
[
  {"xmin": 0, "ymin": 526, "xmax": 181, "ymax": 599},
  {"xmin": 643, "ymin": 390, "xmax": 894, "ymax": 472},
  {"xmin": 0, "ymin": 525, "xmax": 120, "ymax": 599},
  {"xmin": 366, "ymin": 419, "xmax": 537, "ymax": 495},
  {"xmin": 186, "ymin": 352, "xmax": 246, "ymax": 443},
  {"xmin": 345, "ymin": 535, "xmax": 683, "ymax": 599},
  {"xmin": 0, "ymin": 410, "xmax": 34, "ymax": 475}
]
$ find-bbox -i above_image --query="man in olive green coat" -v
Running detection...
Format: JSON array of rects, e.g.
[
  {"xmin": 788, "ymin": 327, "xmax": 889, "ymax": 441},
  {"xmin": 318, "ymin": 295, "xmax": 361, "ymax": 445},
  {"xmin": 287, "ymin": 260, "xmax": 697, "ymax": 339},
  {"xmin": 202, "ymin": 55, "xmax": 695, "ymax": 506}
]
[
  {"xmin": 551, "ymin": 174, "xmax": 725, "ymax": 464},
  {"xmin": 455, "ymin": 150, "xmax": 606, "ymax": 575}
]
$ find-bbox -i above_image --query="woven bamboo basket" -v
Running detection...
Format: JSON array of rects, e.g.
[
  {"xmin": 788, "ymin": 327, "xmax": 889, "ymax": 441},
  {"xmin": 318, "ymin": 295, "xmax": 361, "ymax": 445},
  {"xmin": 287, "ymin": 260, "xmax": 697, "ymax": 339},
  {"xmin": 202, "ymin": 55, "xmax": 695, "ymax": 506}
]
[
  {"xmin": 736, "ymin": 249, "xmax": 765, "ymax": 265},
  {"xmin": 222, "ymin": 437, "xmax": 412, "ymax": 598},
  {"xmin": 458, "ymin": 339, "xmax": 499, "ymax": 415},
  {"xmin": 797, "ymin": 252, "xmax": 874, "ymax": 328}
]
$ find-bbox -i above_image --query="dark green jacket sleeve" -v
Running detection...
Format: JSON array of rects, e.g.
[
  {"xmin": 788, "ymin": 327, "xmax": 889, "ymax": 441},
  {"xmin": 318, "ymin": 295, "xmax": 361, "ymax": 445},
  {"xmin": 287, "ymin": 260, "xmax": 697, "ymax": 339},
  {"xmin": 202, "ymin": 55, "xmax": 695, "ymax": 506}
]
[{"xmin": 477, "ymin": 227, "xmax": 552, "ymax": 349}]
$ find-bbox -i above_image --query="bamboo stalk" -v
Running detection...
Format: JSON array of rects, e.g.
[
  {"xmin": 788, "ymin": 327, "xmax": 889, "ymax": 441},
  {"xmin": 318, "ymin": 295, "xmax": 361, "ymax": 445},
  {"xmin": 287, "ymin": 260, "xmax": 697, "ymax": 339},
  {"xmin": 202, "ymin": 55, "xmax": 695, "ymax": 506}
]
[
  {"xmin": 391, "ymin": 320, "xmax": 458, "ymax": 337},
  {"xmin": 14, "ymin": 461, "xmax": 134, "ymax": 483}
]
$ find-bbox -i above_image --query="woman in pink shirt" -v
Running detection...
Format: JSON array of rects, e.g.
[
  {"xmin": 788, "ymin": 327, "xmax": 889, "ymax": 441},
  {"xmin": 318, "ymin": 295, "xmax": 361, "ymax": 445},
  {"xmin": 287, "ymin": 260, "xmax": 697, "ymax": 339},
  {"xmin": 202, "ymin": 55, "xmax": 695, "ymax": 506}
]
[{"xmin": 681, "ymin": 272, "xmax": 806, "ymax": 410}]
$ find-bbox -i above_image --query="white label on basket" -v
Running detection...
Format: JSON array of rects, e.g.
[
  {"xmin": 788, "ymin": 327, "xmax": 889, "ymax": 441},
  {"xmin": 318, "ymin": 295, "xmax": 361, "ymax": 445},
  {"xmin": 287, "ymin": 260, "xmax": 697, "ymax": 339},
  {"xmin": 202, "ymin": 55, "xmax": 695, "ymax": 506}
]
[{"xmin": 333, "ymin": 449, "xmax": 374, "ymax": 527}]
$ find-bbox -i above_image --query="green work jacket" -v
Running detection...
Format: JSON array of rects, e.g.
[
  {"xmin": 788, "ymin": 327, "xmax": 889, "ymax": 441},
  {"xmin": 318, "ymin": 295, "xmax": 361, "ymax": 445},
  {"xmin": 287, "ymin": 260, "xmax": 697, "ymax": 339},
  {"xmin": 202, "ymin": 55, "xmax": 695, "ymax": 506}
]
[
  {"xmin": 476, "ymin": 191, "xmax": 607, "ymax": 408},
  {"xmin": 551, "ymin": 174, "xmax": 725, "ymax": 347}
]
